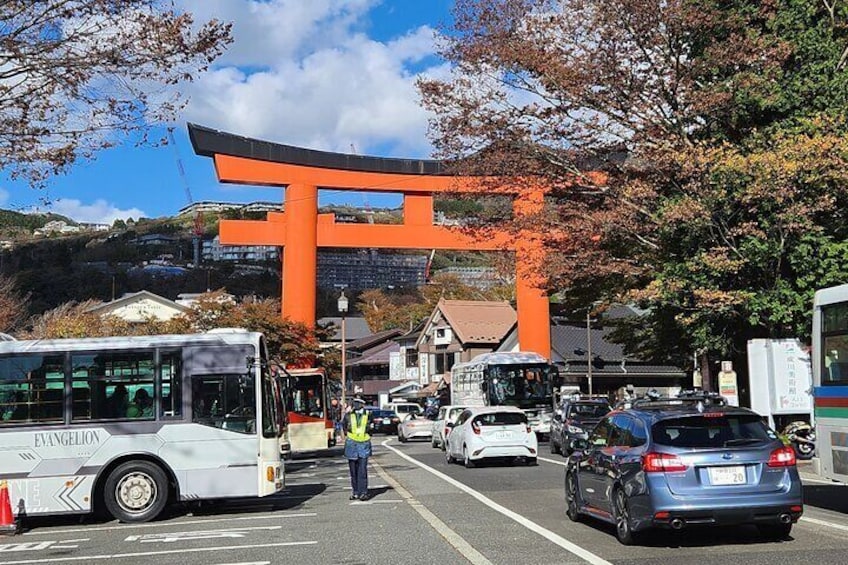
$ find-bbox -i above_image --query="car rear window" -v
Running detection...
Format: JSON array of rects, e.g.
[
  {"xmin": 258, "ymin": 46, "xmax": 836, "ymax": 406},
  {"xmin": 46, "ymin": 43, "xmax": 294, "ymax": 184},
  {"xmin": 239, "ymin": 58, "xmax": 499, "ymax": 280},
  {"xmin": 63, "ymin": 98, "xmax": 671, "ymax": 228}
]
[
  {"xmin": 474, "ymin": 412, "xmax": 527, "ymax": 426},
  {"xmin": 569, "ymin": 404, "xmax": 610, "ymax": 418},
  {"xmin": 652, "ymin": 414, "xmax": 774, "ymax": 448}
]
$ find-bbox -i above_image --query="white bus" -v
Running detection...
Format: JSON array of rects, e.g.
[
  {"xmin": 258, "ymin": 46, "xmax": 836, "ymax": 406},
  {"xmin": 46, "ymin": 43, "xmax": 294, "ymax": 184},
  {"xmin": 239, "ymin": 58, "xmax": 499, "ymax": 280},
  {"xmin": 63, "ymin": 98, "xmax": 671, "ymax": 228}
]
[
  {"xmin": 0, "ymin": 331, "xmax": 285, "ymax": 522},
  {"xmin": 450, "ymin": 351, "xmax": 558, "ymax": 438},
  {"xmin": 812, "ymin": 284, "xmax": 848, "ymax": 483}
]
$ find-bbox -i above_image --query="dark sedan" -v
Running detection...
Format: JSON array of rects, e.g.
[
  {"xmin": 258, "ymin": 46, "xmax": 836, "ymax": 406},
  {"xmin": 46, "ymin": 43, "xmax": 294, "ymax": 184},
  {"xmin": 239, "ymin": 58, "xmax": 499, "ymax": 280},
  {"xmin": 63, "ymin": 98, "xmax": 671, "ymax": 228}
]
[{"xmin": 368, "ymin": 409, "xmax": 400, "ymax": 435}]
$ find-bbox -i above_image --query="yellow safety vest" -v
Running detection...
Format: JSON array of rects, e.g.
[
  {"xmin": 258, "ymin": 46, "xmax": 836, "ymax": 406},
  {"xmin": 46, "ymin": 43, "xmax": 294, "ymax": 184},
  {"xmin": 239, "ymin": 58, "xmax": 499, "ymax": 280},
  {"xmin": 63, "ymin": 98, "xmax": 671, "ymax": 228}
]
[{"xmin": 348, "ymin": 412, "xmax": 371, "ymax": 442}]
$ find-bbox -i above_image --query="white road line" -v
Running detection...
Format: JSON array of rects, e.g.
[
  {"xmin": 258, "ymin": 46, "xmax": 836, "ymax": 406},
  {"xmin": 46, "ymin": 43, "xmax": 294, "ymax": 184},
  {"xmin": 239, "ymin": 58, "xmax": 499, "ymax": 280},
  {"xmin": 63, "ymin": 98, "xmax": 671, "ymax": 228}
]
[
  {"xmin": 381, "ymin": 439, "xmax": 612, "ymax": 565},
  {"xmin": 538, "ymin": 456, "xmax": 568, "ymax": 467},
  {"xmin": 372, "ymin": 459, "xmax": 493, "ymax": 565},
  {"xmin": 0, "ymin": 541, "xmax": 317, "ymax": 565},
  {"xmin": 800, "ymin": 516, "xmax": 848, "ymax": 532},
  {"xmin": 23, "ymin": 513, "xmax": 316, "ymax": 536}
]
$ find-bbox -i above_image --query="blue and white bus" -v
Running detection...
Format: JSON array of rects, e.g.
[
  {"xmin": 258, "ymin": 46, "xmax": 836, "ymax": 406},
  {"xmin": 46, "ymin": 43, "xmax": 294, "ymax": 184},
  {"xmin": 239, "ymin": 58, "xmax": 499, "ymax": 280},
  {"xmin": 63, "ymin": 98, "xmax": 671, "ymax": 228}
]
[
  {"xmin": 0, "ymin": 330, "xmax": 285, "ymax": 522},
  {"xmin": 812, "ymin": 284, "xmax": 848, "ymax": 483}
]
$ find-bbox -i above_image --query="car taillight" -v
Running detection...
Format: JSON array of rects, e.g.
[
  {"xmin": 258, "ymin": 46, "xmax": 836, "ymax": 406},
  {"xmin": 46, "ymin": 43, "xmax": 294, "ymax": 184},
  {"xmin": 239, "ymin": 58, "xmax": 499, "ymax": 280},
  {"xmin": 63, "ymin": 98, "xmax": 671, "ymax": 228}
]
[
  {"xmin": 471, "ymin": 422, "xmax": 481, "ymax": 435},
  {"xmin": 767, "ymin": 446, "xmax": 796, "ymax": 467},
  {"xmin": 642, "ymin": 452, "xmax": 687, "ymax": 473}
]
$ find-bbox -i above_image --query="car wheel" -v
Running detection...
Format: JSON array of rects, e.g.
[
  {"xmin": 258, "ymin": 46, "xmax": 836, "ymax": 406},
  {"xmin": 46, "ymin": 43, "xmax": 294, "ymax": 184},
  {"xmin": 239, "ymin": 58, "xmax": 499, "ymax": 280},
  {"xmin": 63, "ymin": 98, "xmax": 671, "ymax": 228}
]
[
  {"xmin": 463, "ymin": 446, "xmax": 475, "ymax": 468},
  {"xmin": 525, "ymin": 457, "xmax": 537, "ymax": 466},
  {"xmin": 550, "ymin": 435, "xmax": 560, "ymax": 455},
  {"xmin": 445, "ymin": 444, "xmax": 454, "ymax": 464},
  {"xmin": 612, "ymin": 488, "xmax": 641, "ymax": 546},
  {"xmin": 794, "ymin": 442, "xmax": 815, "ymax": 460},
  {"xmin": 565, "ymin": 472, "xmax": 581, "ymax": 522},
  {"xmin": 103, "ymin": 460, "xmax": 169, "ymax": 523},
  {"xmin": 398, "ymin": 431, "xmax": 407, "ymax": 443},
  {"xmin": 758, "ymin": 522, "xmax": 792, "ymax": 540}
]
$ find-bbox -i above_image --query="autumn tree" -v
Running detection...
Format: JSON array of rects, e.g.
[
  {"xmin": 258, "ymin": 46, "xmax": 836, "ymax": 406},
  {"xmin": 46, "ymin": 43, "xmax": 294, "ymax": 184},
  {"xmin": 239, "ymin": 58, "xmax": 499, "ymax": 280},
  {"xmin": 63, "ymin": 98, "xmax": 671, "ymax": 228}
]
[
  {"xmin": 421, "ymin": 0, "xmax": 848, "ymax": 387},
  {"xmin": 0, "ymin": 275, "xmax": 29, "ymax": 333},
  {"xmin": 357, "ymin": 273, "xmax": 515, "ymax": 331},
  {"xmin": 1, "ymin": 1, "xmax": 232, "ymax": 185}
]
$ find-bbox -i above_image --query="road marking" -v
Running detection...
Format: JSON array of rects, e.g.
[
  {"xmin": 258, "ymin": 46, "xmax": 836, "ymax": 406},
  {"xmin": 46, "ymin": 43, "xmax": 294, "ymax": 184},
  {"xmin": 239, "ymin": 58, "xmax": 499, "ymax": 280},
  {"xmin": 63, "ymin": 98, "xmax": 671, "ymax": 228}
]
[
  {"xmin": 125, "ymin": 525, "xmax": 282, "ymax": 543},
  {"xmin": 381, "ymin": 439, "xmax": 612, "ymax": 565},
  {"xmin": 800, "ymin": 516, "xmax": 848, "ymax": 532},
  {"xmin": 538, "ymin": 456, "xmax": 567, "ymax": 467},
  {"xmin": 349, "ymin": 499, "xmax": 403, "ymax": 505},
  {"xmin": 0, "ymin": 541, "xmax": 317, "ymax": 565},
  {"xmin": 372, "ymin": 459, "xmax": 493, "ymax": 565},
  {"xmin": 23, "ymin": 513, "xmax": 316, "ymax": 536}
]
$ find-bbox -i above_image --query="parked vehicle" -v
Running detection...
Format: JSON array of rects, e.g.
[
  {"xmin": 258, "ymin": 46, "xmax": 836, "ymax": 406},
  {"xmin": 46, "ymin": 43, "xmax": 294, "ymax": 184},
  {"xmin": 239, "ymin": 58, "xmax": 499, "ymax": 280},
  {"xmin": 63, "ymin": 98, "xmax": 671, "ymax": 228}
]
[
  {"xmin": 397, "ymin": 412, "xmax": 435, "ymax": 442},
  {"xmin": 564, "ymin": 393, "xmax": 803, "ymax": 545},
  {"xmin": 781, "ymin": 420, "xmax": 815, "ymax": 460},
  {"xmin": 383, "ymin": 402, "xmax": 422, "ymax": 420},
  {"xmin": 550, "ymin": 398, "xmax": 611, "ymax": 456},
  {"xmin": 368, "ymin": 409, "xmax": 401, "ymax": 435},
  {"xmin": 431, "ymin": 405, "xmax": 470, "ymax": 449},
  {"xmin": 445, "ymin": 406, "xmax": 538, "ymax": 467}
]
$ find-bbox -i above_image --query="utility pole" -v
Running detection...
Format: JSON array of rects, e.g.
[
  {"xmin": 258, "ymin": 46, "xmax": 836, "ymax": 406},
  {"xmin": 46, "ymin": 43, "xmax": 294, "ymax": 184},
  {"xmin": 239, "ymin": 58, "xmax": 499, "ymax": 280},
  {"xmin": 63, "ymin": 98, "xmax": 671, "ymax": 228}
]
[{"xmin": 586, "ymin": 309, "xmax": 593, "ymax": 396}]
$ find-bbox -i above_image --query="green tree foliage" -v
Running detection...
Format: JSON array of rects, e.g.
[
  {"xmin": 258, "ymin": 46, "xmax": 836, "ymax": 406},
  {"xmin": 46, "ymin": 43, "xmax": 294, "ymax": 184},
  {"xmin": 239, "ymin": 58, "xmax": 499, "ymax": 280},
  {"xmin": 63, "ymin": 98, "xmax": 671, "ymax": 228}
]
[{"xmin": 421, "ymin": 0, "xmax": 848, "ymax": 384}]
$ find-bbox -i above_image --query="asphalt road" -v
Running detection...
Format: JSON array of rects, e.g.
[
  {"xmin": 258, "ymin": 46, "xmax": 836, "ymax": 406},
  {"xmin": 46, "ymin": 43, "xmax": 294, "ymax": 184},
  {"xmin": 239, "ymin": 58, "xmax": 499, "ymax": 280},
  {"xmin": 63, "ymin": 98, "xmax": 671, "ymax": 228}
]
[{"xmin": 4, "ymin": 439, "xmax": 848, "ymax": 564}]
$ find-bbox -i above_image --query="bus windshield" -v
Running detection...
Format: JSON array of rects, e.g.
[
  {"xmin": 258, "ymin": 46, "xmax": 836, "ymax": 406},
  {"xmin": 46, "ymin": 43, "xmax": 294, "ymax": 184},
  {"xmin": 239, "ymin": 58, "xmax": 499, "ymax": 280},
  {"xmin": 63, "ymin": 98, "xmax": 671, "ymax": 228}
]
[{"xmin": 487, "ymin": 365, "xmax": 553, "ymax": 408}]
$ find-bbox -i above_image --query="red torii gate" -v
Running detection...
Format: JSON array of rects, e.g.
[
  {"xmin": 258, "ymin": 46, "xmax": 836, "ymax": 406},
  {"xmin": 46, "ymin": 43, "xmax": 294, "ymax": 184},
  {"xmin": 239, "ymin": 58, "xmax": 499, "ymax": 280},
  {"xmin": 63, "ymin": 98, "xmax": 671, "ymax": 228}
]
[{"xmin": 188, "ymin": 124, "xmax": 553, "ymax": 358}]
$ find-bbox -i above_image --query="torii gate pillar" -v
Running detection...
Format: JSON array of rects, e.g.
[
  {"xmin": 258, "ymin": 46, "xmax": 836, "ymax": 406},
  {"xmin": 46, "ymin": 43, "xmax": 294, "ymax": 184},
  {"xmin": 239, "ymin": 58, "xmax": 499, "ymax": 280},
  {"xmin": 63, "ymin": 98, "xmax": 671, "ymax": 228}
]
[{"xmin": 188, "ymin": 124, "xmax": 555, "ymax": 359}]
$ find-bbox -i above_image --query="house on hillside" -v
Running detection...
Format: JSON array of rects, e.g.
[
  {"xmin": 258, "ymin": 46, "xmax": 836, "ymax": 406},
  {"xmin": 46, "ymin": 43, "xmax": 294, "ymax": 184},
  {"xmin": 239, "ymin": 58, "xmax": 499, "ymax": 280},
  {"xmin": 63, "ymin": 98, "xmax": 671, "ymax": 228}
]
[
  {"xmin": 416, "ymin": 299, "xmax": 517, "ymax": 385},
  {"xmin": 86, "ymin": 290, "xmax": 188, "ymax": 322}
]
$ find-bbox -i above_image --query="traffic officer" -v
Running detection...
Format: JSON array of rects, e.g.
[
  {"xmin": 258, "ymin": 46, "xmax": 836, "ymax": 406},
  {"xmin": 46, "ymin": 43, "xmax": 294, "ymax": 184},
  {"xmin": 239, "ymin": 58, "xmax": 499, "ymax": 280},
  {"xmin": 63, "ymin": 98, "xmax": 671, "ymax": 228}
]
[{"xmin": 343, "ymin": 395, "xmax": 373, "ymax": 501}]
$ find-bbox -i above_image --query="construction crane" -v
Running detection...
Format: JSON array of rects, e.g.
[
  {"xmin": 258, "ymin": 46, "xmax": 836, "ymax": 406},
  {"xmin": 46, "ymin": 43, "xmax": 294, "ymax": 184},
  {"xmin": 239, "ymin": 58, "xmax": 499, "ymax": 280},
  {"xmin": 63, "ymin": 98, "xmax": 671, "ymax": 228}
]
[{"xmin": 168, "ymin": 127, "xmax": 203, "ymax": 266}]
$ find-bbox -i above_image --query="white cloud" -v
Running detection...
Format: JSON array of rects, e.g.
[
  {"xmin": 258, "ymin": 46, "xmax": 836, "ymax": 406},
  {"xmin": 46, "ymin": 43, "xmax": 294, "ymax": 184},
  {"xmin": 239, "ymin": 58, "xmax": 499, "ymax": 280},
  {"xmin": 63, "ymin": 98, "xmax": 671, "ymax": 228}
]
[
  {"xmin": 42, "ymin": 199, "xmax": 147, "ymax": 225},
  {"xmin": 177, "ymin": 0, "xmax": 442, "ymax": 159},
  {"xmin": 0, "ymin": 188, "xmax": 8, "ymax": 207}
]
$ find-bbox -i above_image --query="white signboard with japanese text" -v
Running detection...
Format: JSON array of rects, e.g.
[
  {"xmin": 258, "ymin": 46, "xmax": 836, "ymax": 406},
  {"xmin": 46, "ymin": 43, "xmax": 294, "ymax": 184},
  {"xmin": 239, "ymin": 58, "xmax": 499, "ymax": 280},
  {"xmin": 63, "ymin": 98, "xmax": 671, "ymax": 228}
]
[{"xmin": 747, "ymin": 338, "xmax": 813, "ymax": 429}]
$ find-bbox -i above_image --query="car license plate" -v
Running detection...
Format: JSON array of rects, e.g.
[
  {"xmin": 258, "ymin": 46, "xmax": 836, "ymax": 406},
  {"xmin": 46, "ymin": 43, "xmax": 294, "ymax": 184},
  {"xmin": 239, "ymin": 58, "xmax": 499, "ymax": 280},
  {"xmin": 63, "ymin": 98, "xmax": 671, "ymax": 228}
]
[
  {"xmin": 708, "ymin": 465, "xmax": 746, "ymax": 485},
  {"xmin": 495, "ymin": 430, "xmax": 512, "ymax": 440}
]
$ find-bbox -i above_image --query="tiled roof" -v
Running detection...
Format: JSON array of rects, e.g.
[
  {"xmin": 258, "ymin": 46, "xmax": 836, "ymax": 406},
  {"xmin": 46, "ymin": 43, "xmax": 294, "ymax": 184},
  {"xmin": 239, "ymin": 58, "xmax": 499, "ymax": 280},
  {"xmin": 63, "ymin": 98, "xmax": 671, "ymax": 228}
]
[
  {"xmin": 347, "ymin": 328, "xmax": 404, "ymax": 352},
  {"xmin": 347, "ymin": 341, "xmax": 399, "ymax": 367},
  {"xmin": 317, "ymin": 317, "xmax": 372, "ymax": 341},
  {"xmin": 438, "ymin": 299, "xmax": 517, "ymax": 343}
]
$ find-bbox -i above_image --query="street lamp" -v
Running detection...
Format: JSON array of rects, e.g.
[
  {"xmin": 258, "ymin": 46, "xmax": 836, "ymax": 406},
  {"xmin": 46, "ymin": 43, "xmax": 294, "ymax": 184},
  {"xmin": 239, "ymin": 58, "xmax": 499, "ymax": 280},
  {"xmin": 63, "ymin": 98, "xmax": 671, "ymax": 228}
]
[
  {"xmin": 586, "ymin": 301, "xmax": 603, "ymax": 397},
  {"xmin": 586, "ymin": 308, "xmax": 593, "ymax": 397},
  {"xmin": 338, "ymin": 290, "xmax": 349, "ymax": 407}
]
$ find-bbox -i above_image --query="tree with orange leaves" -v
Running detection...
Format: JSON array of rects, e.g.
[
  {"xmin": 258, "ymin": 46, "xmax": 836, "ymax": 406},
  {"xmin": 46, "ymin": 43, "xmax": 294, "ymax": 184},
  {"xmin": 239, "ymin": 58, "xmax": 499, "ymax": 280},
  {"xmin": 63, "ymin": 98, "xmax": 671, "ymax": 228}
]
[{"xmin": 421, "ymin": 0, "xmax": 848, "ymax": 388}]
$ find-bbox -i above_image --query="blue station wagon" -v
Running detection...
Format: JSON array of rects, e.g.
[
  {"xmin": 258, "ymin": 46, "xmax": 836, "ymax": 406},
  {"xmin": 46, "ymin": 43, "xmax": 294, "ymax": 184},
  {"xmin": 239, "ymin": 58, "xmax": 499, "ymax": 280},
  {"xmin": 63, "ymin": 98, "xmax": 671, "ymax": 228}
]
[{"xmin": 564, "ymin": 394, "xmax": 803, "ymax": 545}]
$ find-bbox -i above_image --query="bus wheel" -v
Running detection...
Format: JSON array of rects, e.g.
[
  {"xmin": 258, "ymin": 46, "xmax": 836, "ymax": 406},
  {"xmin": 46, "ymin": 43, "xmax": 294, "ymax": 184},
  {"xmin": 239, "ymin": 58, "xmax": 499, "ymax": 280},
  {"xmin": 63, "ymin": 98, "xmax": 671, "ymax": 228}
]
[{"xmin": 103, "ymin": 461, "xmax": 169, "ymax": 523}]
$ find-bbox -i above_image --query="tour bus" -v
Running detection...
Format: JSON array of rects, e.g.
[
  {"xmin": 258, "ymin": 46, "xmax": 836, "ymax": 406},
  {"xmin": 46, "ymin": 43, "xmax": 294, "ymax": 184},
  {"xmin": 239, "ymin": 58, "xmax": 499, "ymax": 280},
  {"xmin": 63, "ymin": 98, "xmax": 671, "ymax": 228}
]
[
  {"xmin": 0, "ymin": 330, "xmax": 285, "ymax": 523},
  {"xmin": 450, "ymin": 351, "xmax": 558, "ymax": 437},
  {"xmin": 812, "ymin": 284, "xmax": 848, "ymax": 483},
  {"xmin": 277, "ymin": 366, "xmax": 335, "ymax": 454}
]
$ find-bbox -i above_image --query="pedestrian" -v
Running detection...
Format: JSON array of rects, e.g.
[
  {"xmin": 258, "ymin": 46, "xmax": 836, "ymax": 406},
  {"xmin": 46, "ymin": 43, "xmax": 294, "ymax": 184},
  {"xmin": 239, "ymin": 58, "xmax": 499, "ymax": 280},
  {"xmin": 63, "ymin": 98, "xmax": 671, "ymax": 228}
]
[{"xmin": 343, "ymin": 395, "xmax": 372, "ymax": 501}]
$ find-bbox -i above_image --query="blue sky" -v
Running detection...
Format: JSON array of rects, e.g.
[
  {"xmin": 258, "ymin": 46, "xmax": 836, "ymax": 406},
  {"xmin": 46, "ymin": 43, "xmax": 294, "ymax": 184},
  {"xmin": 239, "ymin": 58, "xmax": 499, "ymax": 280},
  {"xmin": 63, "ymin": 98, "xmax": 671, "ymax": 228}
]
[{"xmin": 0, "ymin": 0, "xmax": 454, "ymax": 224}]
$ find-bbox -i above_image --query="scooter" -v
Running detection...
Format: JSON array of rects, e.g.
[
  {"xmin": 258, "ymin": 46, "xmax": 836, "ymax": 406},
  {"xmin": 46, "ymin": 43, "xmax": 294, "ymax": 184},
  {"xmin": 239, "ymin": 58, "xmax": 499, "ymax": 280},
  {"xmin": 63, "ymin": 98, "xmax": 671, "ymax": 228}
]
[{"xmin": 782, "ymin": 420, "xmax": 816, "ymax": 460}]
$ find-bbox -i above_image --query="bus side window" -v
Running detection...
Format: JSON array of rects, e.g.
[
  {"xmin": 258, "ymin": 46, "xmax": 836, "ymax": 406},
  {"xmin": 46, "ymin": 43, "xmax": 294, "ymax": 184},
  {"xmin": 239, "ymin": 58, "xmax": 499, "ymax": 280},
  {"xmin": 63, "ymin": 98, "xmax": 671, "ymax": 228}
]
[{"xmin": 160, "ymin": 351, "xmax": 182, "ymax": 418}]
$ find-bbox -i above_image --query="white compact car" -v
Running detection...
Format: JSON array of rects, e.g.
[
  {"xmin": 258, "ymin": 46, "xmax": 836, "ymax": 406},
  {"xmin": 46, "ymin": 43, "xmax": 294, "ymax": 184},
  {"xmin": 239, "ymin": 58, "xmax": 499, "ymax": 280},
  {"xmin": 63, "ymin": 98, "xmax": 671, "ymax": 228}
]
[
  {"xmin": 444, "ymin": 406, "xmax": 538, "ymax": 468},
  {"xmin": 397, "ymin": 412, "xmax": 434, "ymax": 442},
  {"xmin": 431, "ymin": 405, "xmax": 470, "ymax": 450}
]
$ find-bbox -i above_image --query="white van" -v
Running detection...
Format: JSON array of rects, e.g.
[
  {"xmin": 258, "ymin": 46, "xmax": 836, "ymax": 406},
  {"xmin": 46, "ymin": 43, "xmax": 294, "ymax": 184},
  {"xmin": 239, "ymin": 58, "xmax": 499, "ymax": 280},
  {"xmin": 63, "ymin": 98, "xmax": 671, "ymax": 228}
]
[{"xmin": 383, "ymin": 402, "xmax": 422, "ymax": 420}]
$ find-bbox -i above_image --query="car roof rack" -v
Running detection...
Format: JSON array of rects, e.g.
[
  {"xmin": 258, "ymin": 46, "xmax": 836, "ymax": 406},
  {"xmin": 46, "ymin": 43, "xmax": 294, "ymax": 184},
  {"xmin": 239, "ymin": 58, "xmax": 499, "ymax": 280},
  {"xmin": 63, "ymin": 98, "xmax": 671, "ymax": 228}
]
[{"xmin": 619, "ymin": 389, "xmax": 728, "ymax": 410}]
